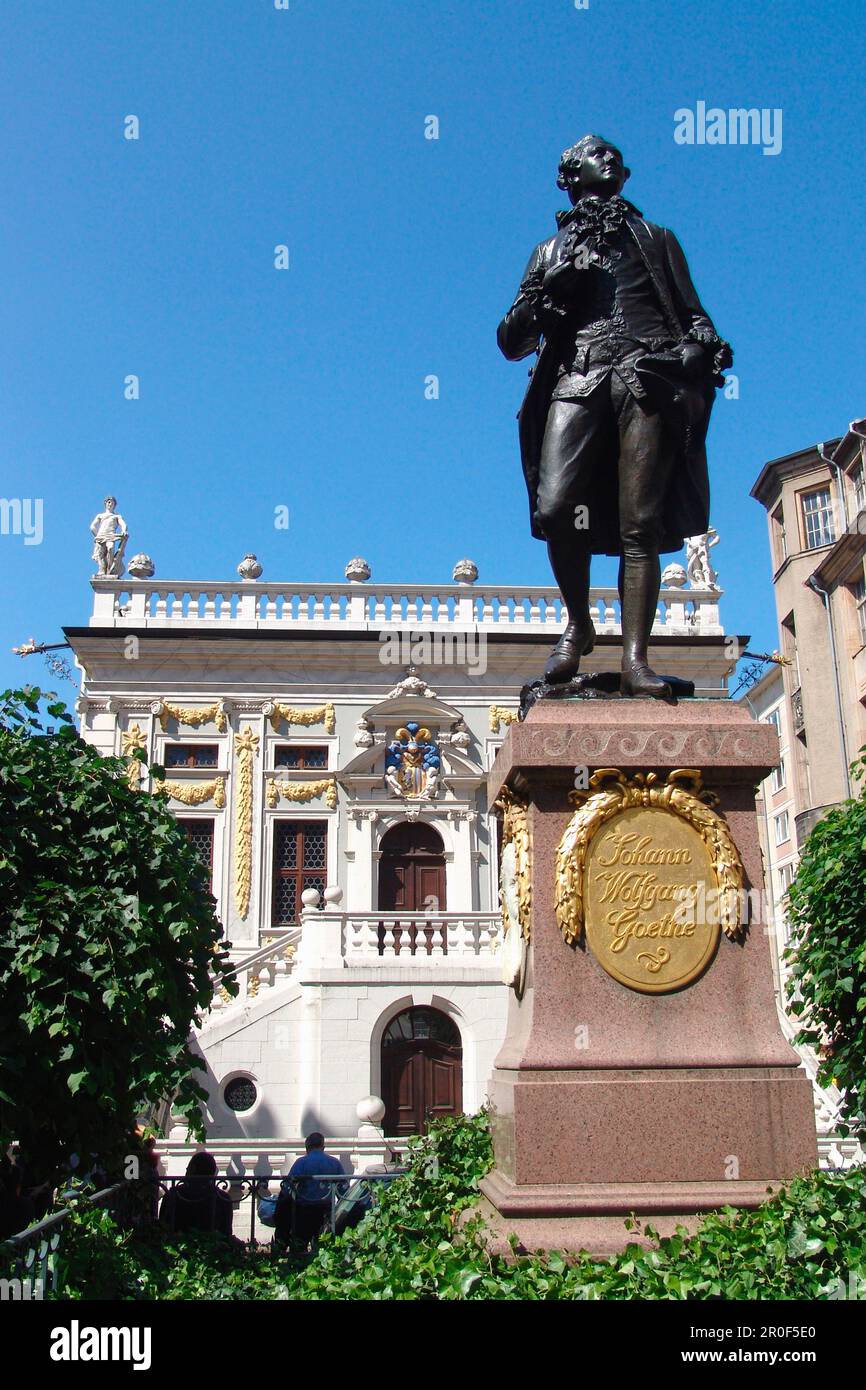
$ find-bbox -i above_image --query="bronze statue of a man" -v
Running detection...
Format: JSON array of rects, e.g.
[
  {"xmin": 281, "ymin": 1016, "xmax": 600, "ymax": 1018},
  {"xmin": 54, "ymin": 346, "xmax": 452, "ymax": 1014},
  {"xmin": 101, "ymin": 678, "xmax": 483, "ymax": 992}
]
[{"xmin": 498, "ymin": 135, "xmax": 731, "ymax": 697}]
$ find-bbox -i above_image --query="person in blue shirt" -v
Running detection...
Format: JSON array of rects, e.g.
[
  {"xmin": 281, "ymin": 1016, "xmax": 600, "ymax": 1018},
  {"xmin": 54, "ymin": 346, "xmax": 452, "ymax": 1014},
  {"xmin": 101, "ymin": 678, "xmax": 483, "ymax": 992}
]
[{"xmin": 275, "ymin": 1133, "xmax": 347, "ymax": 1250}]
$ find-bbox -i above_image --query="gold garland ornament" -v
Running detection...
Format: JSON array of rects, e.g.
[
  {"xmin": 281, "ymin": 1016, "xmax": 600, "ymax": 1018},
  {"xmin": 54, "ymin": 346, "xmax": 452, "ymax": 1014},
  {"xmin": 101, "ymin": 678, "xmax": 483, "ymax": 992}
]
[
  {"xmin": 155, "ymin": 699, "xmax": 228, "ymax": 732},
  {"xmin": 493, "ymin": 786, "xmax": 532, "ymax": 944},
  {"xmin": 121, "ymin": 723, "xmax": 147, "ymax": 791},
  {"xmin": 234, "ymin": 728, "xmax": 259, "ymax": 919},
  {"xmin": 555, "ymin": 769, "xmax": 744, "ymax": 995},
  {"xmin": 158, "ymin": 777, "xmax": 226, "ymax": 808},
  {"xmin": 266, "ymin": 777, "xmax": 338, "ymax": 810},
  {"xmin": 489, "ymin": 705, "xmax": 518, "ymax": 734},
  {"xmin": 263, "ymin": 701, "xmax": 335, "ymax": 735}
]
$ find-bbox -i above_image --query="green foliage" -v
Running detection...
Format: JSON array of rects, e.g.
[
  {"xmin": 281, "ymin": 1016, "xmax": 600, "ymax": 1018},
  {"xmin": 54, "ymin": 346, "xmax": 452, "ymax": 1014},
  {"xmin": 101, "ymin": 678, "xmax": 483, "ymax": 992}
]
[
  {"xmin": 784, "ymin": 748, "xmax": 866, "ymax": 1138},
  {"xmin": 27, "ymin": 1113, "xmax": 866, "ymax": 1301},
  {"xmin": 0, "ymin": 687, "xmax": 235, "ymax": 1178}
]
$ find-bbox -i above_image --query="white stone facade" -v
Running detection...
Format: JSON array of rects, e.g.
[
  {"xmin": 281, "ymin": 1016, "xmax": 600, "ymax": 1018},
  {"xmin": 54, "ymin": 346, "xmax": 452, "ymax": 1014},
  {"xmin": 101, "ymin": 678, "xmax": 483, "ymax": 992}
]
[{"xmin": 66, "ymin": 568, "xmax": 733, "ymax": 1142}]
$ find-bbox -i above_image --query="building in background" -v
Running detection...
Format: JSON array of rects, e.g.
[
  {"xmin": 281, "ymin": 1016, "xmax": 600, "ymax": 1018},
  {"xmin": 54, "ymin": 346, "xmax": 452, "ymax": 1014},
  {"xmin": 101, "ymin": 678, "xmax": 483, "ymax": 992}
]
[
  {"xmin": 748, "ymin": 416, "xmax": 866, "ymax": 1158},
  {"xmin": 64, "ymin": 549, "xmax": 730, "ymax": 1152},
  {"xmin": 751, "ymin": 418, "xmax": 866, "ymax": 844}
]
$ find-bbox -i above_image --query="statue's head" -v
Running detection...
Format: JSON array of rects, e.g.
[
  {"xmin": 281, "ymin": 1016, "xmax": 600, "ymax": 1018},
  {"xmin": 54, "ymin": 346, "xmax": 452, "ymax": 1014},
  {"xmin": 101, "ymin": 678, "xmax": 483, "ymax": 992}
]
[
  {"xmin": 557, "ymin": 135, "xmax": 629, "ymax": 204},
  {"xmin": 104, "ymin": 495, "xmax": 117, "ymax": 510}
]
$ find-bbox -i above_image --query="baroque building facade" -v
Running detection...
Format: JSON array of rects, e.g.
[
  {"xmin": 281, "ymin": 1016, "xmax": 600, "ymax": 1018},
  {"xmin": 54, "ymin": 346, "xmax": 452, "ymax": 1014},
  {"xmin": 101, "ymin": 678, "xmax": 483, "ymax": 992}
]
[{"xmin": 69, "ymin": 551, "xmax": 841, "ymax": 1157}]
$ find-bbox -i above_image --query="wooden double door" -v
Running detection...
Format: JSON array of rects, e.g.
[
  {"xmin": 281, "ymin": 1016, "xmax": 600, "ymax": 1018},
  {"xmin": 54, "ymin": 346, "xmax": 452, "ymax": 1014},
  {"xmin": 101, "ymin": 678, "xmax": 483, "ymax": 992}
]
[
  {"xmin": 377, "ymin": 821, "xmax": 446, "ymax": 916},
  {"xmin": 381, "ymin": 1007, "xmax": 463, "ymax": 1136}
]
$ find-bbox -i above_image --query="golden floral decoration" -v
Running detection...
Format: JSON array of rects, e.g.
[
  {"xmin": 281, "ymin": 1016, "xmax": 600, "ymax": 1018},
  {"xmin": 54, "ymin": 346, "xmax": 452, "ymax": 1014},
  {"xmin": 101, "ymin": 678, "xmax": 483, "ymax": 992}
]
[
  {"xmin": 489, "ymin": 705, "xmax": 518, "ymax": 734},
  {"xmin": 264, "ymin": 702, "xmax": 335, "ymax": 735},
  {"xmin": 233, "ymin": 728, "xmax": 259, "ymax": 920},
  {"xmin": 265, "ymin": 777, "xmax": 337, "ymax": 810},
  {"xmin": 157, "ymin": 700, "xmax": 227, "ymax": 732},
  {"xmin": 493, "ymin": 786, "xmax": 532, "ymax": 943},
  {"xmin": 157, "ymin": 777, "xmax": 226, "ymax": 807},
  {"xmin": 121, "ymin": 723, "xmax": 147, "ymax": 791}
]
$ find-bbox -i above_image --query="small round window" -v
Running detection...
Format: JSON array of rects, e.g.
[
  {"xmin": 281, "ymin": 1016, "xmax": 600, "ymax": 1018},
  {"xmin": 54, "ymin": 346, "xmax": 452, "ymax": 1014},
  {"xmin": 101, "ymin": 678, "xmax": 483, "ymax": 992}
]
[{"xmin": 223, "ymin": 1077, "xmax": 258, "ymax": 1112}]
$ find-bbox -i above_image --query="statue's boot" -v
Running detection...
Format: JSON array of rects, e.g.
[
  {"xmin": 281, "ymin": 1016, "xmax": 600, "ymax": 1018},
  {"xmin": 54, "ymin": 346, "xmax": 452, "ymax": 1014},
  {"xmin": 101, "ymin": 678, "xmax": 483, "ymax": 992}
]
[
  {"xmin": 619, "ymin": 549, "xmax": 672, "ymax": 699},
  {"xmin": 544, "ymin": 537, "xmax": 594, "ymax": 684},
  {"xmin": 544, "ymin": 619, "xmax": 596, "ymax": 684}
]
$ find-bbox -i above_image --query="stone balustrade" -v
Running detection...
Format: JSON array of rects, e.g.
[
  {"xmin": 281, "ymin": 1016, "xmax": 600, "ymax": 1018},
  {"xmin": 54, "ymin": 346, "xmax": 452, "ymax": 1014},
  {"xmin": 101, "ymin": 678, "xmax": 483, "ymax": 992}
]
[
  {"xmin": 205, "ymin": 907, "xmax": 501, "ymax": 1019},
  {"xmin": 344, "ymin": 912, "xmax": 500, "ymax": 964},
  {"xmin": 208, "ymin": 928, "xmax": 301, "ymax": 1013},
  {"xmin": 90, "ymin": 577, "xmax": 723, "ymax": 636}
]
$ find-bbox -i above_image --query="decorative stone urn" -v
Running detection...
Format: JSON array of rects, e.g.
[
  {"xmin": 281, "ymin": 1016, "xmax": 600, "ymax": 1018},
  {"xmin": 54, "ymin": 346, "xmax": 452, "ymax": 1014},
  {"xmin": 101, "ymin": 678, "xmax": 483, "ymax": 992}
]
[
  {"xmin": 127, "ymin": 553, "xmax": 155, "ymax": 579},
  {"xmin": 237, "ymin": 553, "xmax": 263, "ymax": 580},
  {"xmin": 661, "ymin": 562, "xmax": 688, "ymax": 588},
  {"xmin": 453, "ymin": 558, "xmax": 478, "ymax": 584},
  {"xmin": 345, "ymin": 557, "xmax": 371, "ymax": 582}
]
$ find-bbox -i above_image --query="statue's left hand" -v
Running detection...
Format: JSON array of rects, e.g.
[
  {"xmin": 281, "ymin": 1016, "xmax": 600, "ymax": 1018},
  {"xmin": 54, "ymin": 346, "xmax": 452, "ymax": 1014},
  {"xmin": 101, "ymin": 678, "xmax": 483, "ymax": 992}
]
[{"xmin": 679, "ymin": 342, "xmax": 707, "ymax": 379}]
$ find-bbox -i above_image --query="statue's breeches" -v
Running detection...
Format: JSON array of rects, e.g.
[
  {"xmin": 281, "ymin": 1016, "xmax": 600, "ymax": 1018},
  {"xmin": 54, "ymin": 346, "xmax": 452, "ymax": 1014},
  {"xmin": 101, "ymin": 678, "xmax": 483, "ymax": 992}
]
[{"xmin": 534, "ymin": 373, "xmax": 675, "ymax": 555}]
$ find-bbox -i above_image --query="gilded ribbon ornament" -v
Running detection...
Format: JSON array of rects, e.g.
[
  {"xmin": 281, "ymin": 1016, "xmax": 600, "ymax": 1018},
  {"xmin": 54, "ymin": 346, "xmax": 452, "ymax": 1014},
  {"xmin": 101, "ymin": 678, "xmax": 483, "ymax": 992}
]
[
  {"xmin": 489, "ymin": 705, "xmax": 518, "ymax": 734},
  {"xmin": 157, "ymin": 699, "xmax": 228, "ymax": 732},
  {"xmin": 234, "ymin": 728, "xmax": 259, "ymax": 919},
  {"xmin": 264, "ymin": 702, "xmax": 335, "ymax": 735},
  {"xmin": 266, "ymin": 777, "xmax": 338, "ymax": 810},
  {"xmin": 158, "ymin": 777, "xmax": 226, "ymax": 807}
]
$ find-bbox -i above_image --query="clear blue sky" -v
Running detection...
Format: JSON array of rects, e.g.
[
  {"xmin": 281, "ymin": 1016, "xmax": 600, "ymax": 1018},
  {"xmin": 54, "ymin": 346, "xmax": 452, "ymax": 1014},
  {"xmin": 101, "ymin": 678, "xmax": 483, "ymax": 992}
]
[{"xmin": 1, "ymin": 0, "xmax": 863, "ymax": 698}]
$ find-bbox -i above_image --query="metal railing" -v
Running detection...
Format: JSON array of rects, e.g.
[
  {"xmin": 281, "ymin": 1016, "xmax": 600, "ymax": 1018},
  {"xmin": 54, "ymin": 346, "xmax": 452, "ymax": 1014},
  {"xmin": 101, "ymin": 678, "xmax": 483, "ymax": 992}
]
[
  {"xmin": 153, "ymin": 1170, "xmax": 406, "ymax": 1244},
  {"xmin": 0, "ymin": 1183, "xmax": 131, "ymax": 1300}
]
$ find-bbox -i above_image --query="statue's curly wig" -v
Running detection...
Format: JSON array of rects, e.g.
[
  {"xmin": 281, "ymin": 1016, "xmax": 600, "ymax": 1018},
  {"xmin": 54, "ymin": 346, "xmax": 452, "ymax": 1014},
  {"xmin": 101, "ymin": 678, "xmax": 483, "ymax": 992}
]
[{"xmin": 556, "ymin": 135, "xmax": 627, "ymax": 191}]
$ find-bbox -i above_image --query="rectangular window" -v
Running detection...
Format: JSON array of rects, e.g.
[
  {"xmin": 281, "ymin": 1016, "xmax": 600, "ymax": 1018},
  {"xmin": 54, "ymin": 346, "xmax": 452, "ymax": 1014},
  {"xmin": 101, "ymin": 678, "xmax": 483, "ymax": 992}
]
[
  {"xmin": 274, "ymin": 745, "xmax": 329, "ymax": 770},
  {"xmin": 773, "ymin": 810, "xmax": 790, "ymax": 847},
  {"xmin": 771, "ymin": 757, "xmax": 786, "ymax": 793},
  {"xmin": 272, "ymin": 821, "xmax": 327, "ymax": 925},
  {"xmin": 165, "ymin": 744, "xmax": 219, "ymax": 768},
  {"xmin": 778, "ymin": 862, "xmax": 795, "ymax": 894},
  {"xmin": 764, "ymin": 708, "xmax": 782, "ymax": 734},
  {"xmin": 771, "ymin": 506, "xmax": 787, "ymax": 567},
  {"xmin": 177, "ymin": 818, "xmax": 215, "ymax": 886},
  {"xmin": 852, "ymin": 463, "xmax": 866, "ymax": 516},
  {"xmin": 852, "ymin": 575, "xmax": 866, "ymax": 646},
  {"xmin": 801, "ymin": 488, "xmax": 836, "ymax": 550}
]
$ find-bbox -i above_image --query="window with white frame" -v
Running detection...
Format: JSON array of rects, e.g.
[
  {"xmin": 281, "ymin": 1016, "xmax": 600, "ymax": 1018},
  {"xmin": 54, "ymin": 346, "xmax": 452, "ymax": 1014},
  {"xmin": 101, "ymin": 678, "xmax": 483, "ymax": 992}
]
[
  {"xmin": 773, "ymin": 810, "xmax": 790, "ymax": 846},
  {"xmin": 778, "ymin": 862, "xmax": 795, "ymax": 895},
  {"xmin": 771, "ymin": 757, "xmax": 786, "ymax": 793},
  {"xmin": 771, "ymin": 506, "xmax": 787, "ymax": 567},
  {"xmin": 801, "ymin": 488, "xmax": 836, "ymax": 550},
  {"xmin": 851, "ymin": 574, "xmax": 866, "ymax": 646},
  {"xmin": 852, "ymin": 461, "xmax": 866, "ymax": 516}
]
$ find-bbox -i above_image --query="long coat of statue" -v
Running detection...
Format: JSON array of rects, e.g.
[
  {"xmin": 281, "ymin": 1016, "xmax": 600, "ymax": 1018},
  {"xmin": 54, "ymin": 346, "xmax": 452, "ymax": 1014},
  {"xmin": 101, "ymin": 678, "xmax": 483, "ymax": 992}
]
[{"xmin": 498, "ymin": 199, "xmax": 729, "ymax": 555}]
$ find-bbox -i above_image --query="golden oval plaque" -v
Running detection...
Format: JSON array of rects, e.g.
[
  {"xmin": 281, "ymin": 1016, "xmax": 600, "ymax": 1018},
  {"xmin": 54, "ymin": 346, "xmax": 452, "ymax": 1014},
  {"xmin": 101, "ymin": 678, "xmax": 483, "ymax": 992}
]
[
  {"xmin": 584, "ymin": 804, "xmax": 719, "ymax": 992},
  {"xmin": 555, "ymin": 769, "xmax": 744, "ymax": 995}
]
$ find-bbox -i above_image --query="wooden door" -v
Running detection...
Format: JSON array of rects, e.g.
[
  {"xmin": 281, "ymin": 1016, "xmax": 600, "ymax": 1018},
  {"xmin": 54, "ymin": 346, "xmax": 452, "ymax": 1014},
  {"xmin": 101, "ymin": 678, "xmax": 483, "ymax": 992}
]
[
  {"xmin": 381, "ymin": 1007, "xmax": 462, "ymax": 1135},
  {"xmin": 378, "ymin": 822, "xmax": 447, "ymax": 914}
]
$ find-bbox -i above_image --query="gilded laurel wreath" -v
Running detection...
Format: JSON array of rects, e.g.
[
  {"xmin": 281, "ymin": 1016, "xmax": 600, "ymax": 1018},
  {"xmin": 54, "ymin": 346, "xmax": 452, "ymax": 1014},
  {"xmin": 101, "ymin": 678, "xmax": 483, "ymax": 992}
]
[
  {"xmin": 494, "ymin": 786, "xmax": 532, "ymax": 943},
  {"xmin": 554, "ymin": 768, "xmax": 744, "ymax": 947}
]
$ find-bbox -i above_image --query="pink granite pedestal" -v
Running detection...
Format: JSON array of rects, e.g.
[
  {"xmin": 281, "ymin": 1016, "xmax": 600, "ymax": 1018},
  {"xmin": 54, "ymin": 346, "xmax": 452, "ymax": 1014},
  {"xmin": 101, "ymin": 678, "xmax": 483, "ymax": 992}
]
[{"xmin": 479, "ymin": 698, "xmax": 817, "ymax": 1258}]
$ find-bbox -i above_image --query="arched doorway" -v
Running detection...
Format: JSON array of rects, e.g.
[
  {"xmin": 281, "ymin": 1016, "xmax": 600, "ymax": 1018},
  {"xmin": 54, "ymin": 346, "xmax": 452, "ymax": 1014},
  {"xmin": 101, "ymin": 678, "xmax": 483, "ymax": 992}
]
[
  {"xmin": 381, "ymin": 1006, "xmax": 463, "ymax": 1135},
  {"xmin": 378, "ymin": 822, "xmax": 446, "ymax": 914}
]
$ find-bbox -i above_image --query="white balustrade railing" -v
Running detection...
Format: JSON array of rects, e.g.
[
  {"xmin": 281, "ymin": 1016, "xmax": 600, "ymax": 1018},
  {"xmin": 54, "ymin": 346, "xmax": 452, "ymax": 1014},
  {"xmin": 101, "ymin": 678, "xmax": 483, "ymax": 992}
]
[
  {"xmin": 90, "ymin": 577, "xmax": 723, "ymax": 636},
  {"xmin": 207, "ymin": 928, "xmax": 301, "ymax": 1015},
  {"xmin": 344, "ymin": 912, "xmax": 500, "ymax": 965}
]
